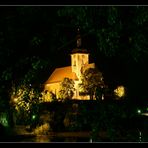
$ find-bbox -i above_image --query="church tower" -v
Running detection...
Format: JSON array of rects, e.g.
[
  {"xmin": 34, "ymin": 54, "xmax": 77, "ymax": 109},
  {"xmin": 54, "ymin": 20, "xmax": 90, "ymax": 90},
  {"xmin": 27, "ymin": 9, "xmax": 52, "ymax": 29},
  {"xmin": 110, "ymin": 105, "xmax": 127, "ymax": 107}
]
[{"xmin": 71, "ymin": 28, "xmax": 89, "ymax": 79}]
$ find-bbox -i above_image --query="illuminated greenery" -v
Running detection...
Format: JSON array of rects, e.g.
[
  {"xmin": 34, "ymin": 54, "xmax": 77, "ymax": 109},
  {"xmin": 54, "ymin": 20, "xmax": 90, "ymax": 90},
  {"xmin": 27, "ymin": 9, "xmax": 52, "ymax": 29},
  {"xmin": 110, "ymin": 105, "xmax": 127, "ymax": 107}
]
[
  {"xmin": 33, "ymin": 123, "xmax": 50, "ymax": 135},
  {"xmin": 58, "ymin": 78, "xmax": 75, "ymax": 100},
  {"xmin": 79, "ymin": 68, "xmax": 105, "ymax": 100},
  {"xmin": 114, "ymin": 85, "xmax": 125, "ymax": 99},
  {"xmin": 39, "ymin": 91, "xmax": 57, "ymax": 102},
  {"xmin": 0, "ymin": 113, "xmax": 9, "ymax": 127},
  {"xmin": 10, "ymin": 84, "xmax": 41, "ymax": 125}
]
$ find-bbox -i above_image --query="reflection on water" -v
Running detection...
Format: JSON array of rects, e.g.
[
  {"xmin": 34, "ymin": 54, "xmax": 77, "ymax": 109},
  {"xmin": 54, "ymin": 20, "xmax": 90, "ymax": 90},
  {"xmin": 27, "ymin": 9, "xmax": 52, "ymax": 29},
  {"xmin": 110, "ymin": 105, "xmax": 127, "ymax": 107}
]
[
  {"xmin": 8, "ymin": 128, "xmax": 148, "ymax": 142},
  {"xmin": 34, "ymin": 135, "xmax": 53, "ymax": 142},
  {"xmin": 19, "ymin": 135, "xmax": 90, "ymax": 143}
]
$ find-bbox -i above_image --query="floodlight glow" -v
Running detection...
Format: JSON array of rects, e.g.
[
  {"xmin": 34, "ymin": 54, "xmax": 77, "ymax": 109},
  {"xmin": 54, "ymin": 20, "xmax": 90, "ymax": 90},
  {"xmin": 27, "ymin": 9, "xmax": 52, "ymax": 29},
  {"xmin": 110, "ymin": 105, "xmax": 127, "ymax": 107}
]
[
  {"xmin": 32, "ymin": 115, "xmax": 36, "ymax": 120},
  {"xmin": 137, "ymin": 109, "xmax": 141, "ymax": 114}
]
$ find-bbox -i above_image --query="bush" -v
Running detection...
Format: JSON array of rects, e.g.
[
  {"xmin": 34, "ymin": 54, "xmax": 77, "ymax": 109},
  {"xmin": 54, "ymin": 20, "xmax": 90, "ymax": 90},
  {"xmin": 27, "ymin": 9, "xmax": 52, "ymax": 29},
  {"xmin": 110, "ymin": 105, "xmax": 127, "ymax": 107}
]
[{"xmin": 33, "ymin": 123, "xmax": 50, "ymax": 135}]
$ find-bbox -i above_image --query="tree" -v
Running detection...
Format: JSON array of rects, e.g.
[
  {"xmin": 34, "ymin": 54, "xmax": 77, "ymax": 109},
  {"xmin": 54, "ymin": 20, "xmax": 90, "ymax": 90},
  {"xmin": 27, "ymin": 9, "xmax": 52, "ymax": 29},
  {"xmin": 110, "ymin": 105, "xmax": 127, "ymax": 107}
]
[
  {"xmin": 40, "ymin": 90, "xmax": 57, "ymax": 102},
  {"xmin": 58, "ymin": 78, "xmax": 75, "ymax": 100},
  {"xmin": 57, "ymin": 6, "xmax": 148, "ymax": 61},
  {"xmin": 79, "ymin": 68, "xmax": 105, "ymax": 100},
  {"xmin": 9, "ymin": 84, "xmax": 41, "ymax": 125}
]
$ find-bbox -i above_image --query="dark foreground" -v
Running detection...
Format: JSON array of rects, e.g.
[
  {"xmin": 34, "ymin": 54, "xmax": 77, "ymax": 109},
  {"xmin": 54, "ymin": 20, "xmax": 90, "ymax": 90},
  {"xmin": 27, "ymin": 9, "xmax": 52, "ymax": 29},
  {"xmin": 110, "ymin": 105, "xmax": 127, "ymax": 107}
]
[{"xmin": 1, "ymin": 129, "xmax": 148, "ymax": 143}]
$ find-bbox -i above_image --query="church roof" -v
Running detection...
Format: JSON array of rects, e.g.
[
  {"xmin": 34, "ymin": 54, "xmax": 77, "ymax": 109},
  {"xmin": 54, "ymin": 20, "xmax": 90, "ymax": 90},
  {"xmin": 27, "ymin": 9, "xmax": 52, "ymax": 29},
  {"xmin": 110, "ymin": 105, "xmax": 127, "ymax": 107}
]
[
  {"xmin": 71, "ymin": 48, "xmax": 88, "ymax": 54},
  {"xmin": 44, "ymin": 66, "xmax": 79, "ymax": 84}
]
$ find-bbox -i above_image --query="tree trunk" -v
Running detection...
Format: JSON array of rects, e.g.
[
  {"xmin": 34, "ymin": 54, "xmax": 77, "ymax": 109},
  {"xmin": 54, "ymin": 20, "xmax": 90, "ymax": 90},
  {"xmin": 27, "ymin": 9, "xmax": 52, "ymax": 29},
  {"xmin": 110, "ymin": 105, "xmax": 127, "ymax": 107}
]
[{"xmin": 90, "ymin": 91, "xmax": 93, "ymax": 100}]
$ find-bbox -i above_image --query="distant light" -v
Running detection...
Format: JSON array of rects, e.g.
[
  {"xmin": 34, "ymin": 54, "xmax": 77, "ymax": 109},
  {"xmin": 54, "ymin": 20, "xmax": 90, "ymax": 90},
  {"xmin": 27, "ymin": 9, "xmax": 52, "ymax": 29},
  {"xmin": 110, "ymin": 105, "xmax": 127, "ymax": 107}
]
[
  {"xmin": 32, "ymin": 115, "xmax": 36, "ymax": 120},
  {"xmin": 141, "ymin": 113, "xmax": 148, "ymax": 116},
  {"xmin": 139, "ymin": 131, "xmax": 142, "ymax": 142},
  {"xmin": 137, "ymin": 109, "xmax": 141, "ymax": 114},
  {"xmin": 102, "ymin": 94, "xmax": 104, "ymax": 100},
  {"xmin": 89, "ymin": 138, "xmax": 93, "ymax": 143},
  {"xmin": 13, "ymin": 98, "xmax": 18, "ymax": 102}
]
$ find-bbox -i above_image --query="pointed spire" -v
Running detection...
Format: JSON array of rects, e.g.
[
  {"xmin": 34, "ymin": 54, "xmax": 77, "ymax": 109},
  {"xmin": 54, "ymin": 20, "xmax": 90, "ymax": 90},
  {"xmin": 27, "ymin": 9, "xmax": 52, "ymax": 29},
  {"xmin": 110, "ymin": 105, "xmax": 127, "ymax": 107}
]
[
  {"xmin": 76, "ymin": 27, "xmax": 81, "ymax": 48},
  {"xmin": 71, "ymin": 27, "xmax": 88, "ymax": 54}
]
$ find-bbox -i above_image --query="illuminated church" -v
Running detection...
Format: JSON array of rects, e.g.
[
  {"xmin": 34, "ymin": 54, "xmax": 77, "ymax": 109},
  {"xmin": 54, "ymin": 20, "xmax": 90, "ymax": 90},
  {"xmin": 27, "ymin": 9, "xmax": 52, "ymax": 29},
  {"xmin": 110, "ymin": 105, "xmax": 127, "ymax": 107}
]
[{"xmin": 44, "ymin": 29, "xmax": 95, "ymax": 100}]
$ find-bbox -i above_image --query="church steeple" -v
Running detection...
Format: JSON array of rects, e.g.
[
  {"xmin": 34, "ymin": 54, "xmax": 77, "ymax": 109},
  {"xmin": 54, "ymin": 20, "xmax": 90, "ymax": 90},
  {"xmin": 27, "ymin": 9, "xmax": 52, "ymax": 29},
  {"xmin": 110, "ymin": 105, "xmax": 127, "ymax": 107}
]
[
  {"xmin": 76, "ymin": 28, "xmax": 82, "ymax": 48},
  {"xmin": 72, "ymin": 28, "xmax": 87, "ymax": 54},
  {"xmin": 71, "ymin": 28, "xmax": 89, "ymax": 79}
]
